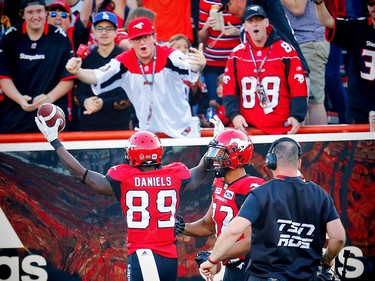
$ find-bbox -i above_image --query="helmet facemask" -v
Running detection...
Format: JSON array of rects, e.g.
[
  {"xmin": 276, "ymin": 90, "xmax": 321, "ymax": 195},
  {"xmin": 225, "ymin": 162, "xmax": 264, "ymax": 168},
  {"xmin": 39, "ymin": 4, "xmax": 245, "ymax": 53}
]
[
  {"xmin": 206, "ymin": 143, "xmax": 231, "ymax": 178},
  {"xmin": 205, "ymin": 129, "xmax": 254, "ymax": 178}
]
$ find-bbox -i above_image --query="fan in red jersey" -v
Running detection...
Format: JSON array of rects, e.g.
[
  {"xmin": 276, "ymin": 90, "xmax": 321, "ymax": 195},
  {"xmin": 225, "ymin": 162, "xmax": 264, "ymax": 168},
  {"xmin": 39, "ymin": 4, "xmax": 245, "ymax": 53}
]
[
  {"xmin": 223, "ymin": 5, "xmax": 308, "ymax": 135},
  {"xmin": 175, "ymin": 129, "xmax": 265, "ymax": 280},
  {"xmin": 34, "ymin": 115, "xmax": 209, "ymax": 281}
]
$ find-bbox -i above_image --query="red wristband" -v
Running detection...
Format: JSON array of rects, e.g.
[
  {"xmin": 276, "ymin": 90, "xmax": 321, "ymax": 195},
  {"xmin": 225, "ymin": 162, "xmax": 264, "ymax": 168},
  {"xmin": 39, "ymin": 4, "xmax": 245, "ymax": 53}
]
[{"xmin": 207, "ymin": 256, "xmax": 219, "ymax": 265}]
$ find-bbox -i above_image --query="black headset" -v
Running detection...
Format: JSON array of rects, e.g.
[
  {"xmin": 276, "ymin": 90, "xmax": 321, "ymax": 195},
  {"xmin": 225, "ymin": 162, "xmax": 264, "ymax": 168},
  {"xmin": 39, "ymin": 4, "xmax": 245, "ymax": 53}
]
[{"xmin": 265, "ymin": 137, "xmax": 302, "ymax": 170}]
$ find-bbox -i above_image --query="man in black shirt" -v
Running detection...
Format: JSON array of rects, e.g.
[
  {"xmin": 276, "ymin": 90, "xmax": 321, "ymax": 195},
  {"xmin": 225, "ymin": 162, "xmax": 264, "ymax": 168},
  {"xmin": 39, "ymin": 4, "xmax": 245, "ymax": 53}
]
[{"xmin": 0, "ymin": 0, "xmax": 74, "ymax": 133}]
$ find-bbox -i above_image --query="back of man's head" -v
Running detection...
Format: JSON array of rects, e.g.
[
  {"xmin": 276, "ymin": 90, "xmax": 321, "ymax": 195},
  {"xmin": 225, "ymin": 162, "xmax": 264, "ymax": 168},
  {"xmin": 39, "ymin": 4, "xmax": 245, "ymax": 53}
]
[{"xmin": 274, "ymin": 141, "xmax": 300, "ymax": 169}]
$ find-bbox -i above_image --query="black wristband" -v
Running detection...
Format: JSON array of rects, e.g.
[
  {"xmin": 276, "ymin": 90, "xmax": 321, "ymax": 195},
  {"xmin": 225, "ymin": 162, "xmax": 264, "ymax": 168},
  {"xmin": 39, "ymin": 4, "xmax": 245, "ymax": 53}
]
[
  {"xmin": 82, "ymin": 169, "xmax": 89, "ymax": 184},
  {"xmin": 50, "ymin": 139, "xmax": 63, "ymax": 150}
]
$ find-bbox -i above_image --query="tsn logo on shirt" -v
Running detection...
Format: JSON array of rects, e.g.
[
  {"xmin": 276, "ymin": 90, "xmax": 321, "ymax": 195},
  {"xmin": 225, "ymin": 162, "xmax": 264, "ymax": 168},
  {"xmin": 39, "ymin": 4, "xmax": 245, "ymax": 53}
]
[{"xmin": 277, "ymin": 218, "xmax": 314, "ymax": 249}]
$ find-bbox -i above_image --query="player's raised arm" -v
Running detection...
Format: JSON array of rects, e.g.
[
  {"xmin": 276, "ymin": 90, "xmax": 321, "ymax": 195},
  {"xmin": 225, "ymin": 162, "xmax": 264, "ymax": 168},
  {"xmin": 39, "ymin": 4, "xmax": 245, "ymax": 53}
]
[{"xmin": 35, "ymin": 113, "xmax": 113, "ymax": 196}]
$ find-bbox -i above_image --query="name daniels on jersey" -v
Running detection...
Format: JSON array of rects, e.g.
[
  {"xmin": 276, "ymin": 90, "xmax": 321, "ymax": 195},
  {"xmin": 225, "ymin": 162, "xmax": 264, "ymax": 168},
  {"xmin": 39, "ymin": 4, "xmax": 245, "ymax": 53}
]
[
  {"xmin": 134, "ymin": 176, "xmax": 172, "ymax": 187},
  {"xmin": 20, "ymin": 53, "xmax": 45, "ymax": 61}
]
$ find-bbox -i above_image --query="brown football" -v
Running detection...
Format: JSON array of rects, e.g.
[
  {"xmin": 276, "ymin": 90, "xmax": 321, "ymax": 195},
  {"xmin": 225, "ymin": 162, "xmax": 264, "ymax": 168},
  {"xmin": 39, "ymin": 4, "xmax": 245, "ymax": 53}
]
[{"xmin": 37, "ymin": 103, "xmax": 66, "ymax": 132}]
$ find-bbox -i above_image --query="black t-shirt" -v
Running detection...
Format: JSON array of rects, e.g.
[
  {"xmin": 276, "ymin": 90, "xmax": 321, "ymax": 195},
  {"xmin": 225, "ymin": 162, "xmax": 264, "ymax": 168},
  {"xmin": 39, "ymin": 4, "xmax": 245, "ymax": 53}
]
[
  {"xmin": 238, "ymin": 177, "xmax": 339, "ymax": 280},
  {"xmin": 0, "ymin": 23, "xmax": 73, "ymax": 133},
  {"xmin": 75, "ymin": 45, "xmax": 135, "ymax": 131}
]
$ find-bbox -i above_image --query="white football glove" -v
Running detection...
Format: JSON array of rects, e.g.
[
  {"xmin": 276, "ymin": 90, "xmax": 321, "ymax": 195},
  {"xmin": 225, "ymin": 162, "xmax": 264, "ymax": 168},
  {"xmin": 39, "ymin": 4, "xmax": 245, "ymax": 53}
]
[
  {"xmin": 35, "ymin": 116, "xmax": 60, "ymax": 142},
  {"xmin": 209, "ymin": 115, "xmax": 225, "ymax": 137}
]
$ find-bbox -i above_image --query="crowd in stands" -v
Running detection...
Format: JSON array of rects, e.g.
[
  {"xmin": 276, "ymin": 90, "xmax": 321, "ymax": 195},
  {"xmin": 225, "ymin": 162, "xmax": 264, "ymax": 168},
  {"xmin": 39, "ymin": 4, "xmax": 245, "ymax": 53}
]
[{"xmin": 0, "ymin": 0, "xmax": 373, "ymax": 136}]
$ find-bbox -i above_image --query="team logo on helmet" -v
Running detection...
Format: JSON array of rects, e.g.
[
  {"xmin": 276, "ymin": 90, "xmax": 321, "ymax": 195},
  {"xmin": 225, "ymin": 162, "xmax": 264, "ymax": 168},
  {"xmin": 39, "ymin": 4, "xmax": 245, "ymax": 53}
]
[{"xmin": 229, "ymin": 138, "xmax": 249, "ymax": 152}]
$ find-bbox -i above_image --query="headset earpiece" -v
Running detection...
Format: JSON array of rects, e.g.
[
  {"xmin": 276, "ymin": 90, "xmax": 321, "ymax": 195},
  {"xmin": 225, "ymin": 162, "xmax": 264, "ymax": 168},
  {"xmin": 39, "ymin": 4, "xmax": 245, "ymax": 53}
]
[{"xmin": 265, "ymin": 137, "xmax": 302, "ymax": 170}]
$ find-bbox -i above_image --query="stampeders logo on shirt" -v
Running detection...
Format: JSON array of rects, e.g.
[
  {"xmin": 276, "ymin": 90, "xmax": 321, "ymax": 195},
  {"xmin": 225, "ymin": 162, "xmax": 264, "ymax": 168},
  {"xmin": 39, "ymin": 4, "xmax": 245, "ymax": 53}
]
[{"xmin": 19, "ymin": 53, "xmax": 45, "ymax": 61}]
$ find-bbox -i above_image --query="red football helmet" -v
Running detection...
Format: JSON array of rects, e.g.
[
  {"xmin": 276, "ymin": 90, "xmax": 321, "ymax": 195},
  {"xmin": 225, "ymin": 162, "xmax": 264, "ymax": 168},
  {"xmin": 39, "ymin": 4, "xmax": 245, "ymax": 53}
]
[
  {"xmin": 206, "ymin": 129, "xmax": 254, "ymax": 174},
  {"xmin": 125, "ymin": 131, "xmax": 163, "ymax": 167}
]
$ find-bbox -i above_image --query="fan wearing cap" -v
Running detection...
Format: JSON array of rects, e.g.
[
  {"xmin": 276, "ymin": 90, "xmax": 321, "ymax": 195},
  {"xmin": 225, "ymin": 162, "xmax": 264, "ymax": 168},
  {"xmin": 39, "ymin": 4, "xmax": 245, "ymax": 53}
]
[
  {"xmin": 222, "ymin": 5, "xmax": 307, "ymax": 135},
  {"xmin": 47, "ymin": 0, "xmax": 91, "ymax": 55},
  {"xmin": 218, "ymin": 0, "xmax": 309, "ymax": 74},
  {"xmin": 0, "ymin": 0, "xmax": 75, "ymax": 133},
  {"xmin": 48, "ymin": 0, "xmax": 71, "ymax": 32},
  {"xmin": 66, "ymin": 16, "xmax": 207, "ymax": 138},
  {"xmin": 74, "ymin": 11, "xmax": 135, "ymax": 131}
]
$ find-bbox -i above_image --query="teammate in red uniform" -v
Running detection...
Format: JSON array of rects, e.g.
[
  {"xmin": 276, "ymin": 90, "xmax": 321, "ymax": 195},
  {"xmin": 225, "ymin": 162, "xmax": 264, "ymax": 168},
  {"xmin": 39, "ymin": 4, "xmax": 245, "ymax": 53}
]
[
  {"xmin": 223, "ymin": 5, "xmax": 307, "ymax": 134},
  {"xmin": 175, "ymin": 129, "xmax": 265, "ymax": 281},
  {"xmin": 34, "ymin": 116, "xmax": 209, "ymax": 281}
]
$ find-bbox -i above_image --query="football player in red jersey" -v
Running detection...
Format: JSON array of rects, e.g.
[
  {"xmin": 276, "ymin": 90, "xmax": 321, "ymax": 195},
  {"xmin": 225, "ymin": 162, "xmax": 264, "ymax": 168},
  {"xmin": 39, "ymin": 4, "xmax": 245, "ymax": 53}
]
[
  {"xmin": 223, "ymin": 5, "xmax": 308, "ymax": 135},
  {"xmin": 175, "ymin": 129, "xmax": 265, "ymax": 281},
  {"xmin": 34, "ymin": 116, "xmax": 209, "ymax": 281}
]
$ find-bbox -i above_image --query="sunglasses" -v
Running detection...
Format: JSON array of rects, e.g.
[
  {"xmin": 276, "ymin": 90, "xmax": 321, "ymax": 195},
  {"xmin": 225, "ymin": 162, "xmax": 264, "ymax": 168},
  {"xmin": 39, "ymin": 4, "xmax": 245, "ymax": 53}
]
[
  {"xmin": 49, "ymin": 11, "xmax": 69, "ymax": 19},
  {"xmin": 368, "ymin": 2, "xmax": 375, "ymax": 7}
]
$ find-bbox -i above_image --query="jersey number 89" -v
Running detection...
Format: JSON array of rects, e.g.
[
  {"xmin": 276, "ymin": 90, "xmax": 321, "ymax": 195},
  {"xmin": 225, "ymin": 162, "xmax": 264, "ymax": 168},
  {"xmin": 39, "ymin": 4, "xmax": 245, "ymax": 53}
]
[{"xmin": 126, "ymin": 190, "xmax": 177, "ymax": 229}]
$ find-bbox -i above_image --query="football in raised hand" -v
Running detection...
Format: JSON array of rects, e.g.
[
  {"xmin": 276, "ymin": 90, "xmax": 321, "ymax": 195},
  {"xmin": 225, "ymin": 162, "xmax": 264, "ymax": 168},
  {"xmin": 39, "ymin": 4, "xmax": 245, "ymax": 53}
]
[{"xmin": 37, "ymin": 103, "xmax": 66, "ymax": 132}]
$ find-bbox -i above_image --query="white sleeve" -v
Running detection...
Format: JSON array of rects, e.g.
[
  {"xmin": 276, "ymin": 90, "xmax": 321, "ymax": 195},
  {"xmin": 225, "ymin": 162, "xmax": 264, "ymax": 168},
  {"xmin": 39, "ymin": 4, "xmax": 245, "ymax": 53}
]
[
  {"xmin": 91, "ymin": 59, "xmax": 122, "ymax": 96},
  {"xmin": 168, "ymin": 50, "xmax": 200, "ymax": 83}
]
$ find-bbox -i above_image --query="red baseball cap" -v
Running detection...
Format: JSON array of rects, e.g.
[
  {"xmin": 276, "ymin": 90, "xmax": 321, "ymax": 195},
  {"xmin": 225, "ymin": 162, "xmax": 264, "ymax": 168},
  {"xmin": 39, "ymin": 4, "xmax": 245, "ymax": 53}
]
[
  {"xmin": 127, "ymin": 17, "xmax": 155, "ymax": 40},
  {"xmin": 49, "ymin": 0, "xmax": 71, "ymax": 14}
]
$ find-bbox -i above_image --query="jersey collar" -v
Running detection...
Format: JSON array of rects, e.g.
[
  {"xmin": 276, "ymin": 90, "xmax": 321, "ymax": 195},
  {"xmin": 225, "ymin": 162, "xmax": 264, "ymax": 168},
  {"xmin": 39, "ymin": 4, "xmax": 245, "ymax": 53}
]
[{"xmin": 22, "ymin": 22, "xmax": 49, "ymax": 35}]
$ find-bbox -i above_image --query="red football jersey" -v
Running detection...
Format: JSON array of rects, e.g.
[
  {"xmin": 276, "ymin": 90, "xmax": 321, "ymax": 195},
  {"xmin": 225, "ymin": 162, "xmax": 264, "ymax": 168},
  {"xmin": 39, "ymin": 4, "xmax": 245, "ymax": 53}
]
[
  {"xmin": 212, "ymin": 176, "xmax": 265, "ymax": 237},
  {"xmin": 223, "ymin": 38, "xmax": 307, "ymax": 134},
  {"xmin": 107, "ymin": 162, "xmax": 191, "ymax": 258}
]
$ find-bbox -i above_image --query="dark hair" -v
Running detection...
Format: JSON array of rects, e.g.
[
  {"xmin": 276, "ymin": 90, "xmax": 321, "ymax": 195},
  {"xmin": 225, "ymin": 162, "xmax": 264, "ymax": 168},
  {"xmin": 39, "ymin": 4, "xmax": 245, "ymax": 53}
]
[{"xmin": 96, "ymin": 0, "xmax": 115, "ymax": 13}]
